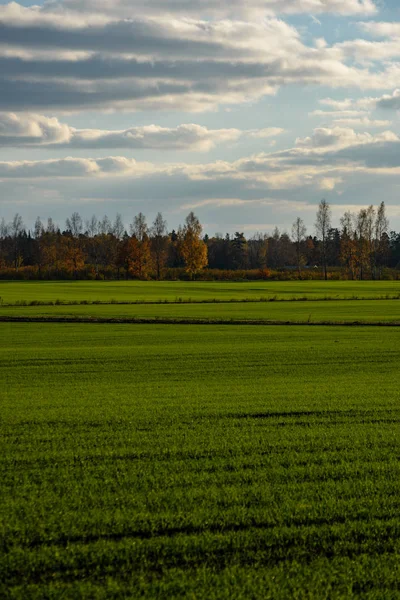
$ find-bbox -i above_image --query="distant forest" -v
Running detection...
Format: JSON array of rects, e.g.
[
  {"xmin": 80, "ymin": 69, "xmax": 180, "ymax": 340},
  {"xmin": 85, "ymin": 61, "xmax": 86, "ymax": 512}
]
[{"xmin": 1, "ymin": 201, "xmax": 399, "ymax": 281}]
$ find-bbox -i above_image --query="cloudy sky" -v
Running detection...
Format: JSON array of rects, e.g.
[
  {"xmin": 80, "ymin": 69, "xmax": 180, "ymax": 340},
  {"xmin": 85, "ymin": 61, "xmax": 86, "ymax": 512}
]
[{"xmin": 2, "ymin": 0, "xmax": 400, "ymax": 235}]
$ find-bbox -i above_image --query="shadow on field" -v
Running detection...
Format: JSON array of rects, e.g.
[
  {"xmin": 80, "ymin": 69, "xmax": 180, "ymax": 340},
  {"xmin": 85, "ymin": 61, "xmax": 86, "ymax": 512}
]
[
  {"xmin": 17, "ymin": 513, "xmax": 398, "ymax": 553},
  {"xmin": 220, "ymin": 409, "xmax": 400, "ymax": 422}
]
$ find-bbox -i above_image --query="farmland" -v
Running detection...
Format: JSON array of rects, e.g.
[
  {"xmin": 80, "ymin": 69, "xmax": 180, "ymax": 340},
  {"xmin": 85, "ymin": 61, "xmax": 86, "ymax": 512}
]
[
  {"xmin": 1, "ymin": 279, "xmax": 400, "ymax": 305},
  {"xmin": 1, "ymin": 281, "xmax": 400, "ymax": 598},
  {"xmin": 1, "ymin": 297, "xmax": 400, "ymax": 323}
]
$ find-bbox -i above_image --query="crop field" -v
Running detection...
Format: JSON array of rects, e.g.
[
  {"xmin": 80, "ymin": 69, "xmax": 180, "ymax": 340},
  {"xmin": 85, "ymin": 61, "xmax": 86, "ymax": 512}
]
[
  {"xmin": 1, "ymin": 281, "xmax": 400, "ymax": 599},
  {"xmin": 1, "ymin": 298, "xmax": 400, "ymax": 323},
  {"xmin": 1, "ymin": 279, "xmax": 400, "ymax": 304}
]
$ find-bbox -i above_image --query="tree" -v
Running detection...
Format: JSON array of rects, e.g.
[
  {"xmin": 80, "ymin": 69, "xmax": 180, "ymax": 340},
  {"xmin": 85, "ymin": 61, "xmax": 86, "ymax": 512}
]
[
  {"xmin": 85, "ymin": 215, "xmax": 98, "ymax": 238},
  {"xmin": 129, "ymin": 213, "xmax": 152, "ymax": 279},
  {"xmin": 355, "ymin": 208, "xmax": 371, "ymax": 280},
  {"xmin": 130, "ymin": 212, "xmax": 147, "ymax": 241},
  {"xmin": 150, "ymin": 212, "xmax": 168, "ymax": 279},
  {"xmin": 61, "ymin": 234, "xmax": 85, "ymax": 278},
  {"xmin": 32, "ymin": 217, "xmax": 45, "ymax": 275},
  {"xmin": 248, "ymin": 233, "xmax": 268, "ymax": 270},
  {"xmin": 315, "ymin": 199, "xmax": 331, "ymax": 280},
  {"xmin": 0, "ymin": 218, "xmax": 8, "ymax": 269},
  {"xmin": 268, "ymin": 227, "xmax": 281, "ymax": 269},
  {"xmin": 10, "ymin": 213, "xmax": 25, "ymax": 271},
  {"xmin": 291, "ymin": 217, "xmax": 307, "ymax": 277},
  {"xmin": 99, "ymin": 215, "xmax": 112, "ymax": 236},
  {"xmin": 340, "ymin": 211, "xmax": 357, "ymax": 280},
  {"xmin": 374, "ymin": 202, "xmax": 389, "ymax": 279},
  {"xmin": 64, "ymin": 212, "xmax": 84, "ymax": 279},
  {"xmin": 180, "ymin": 212, "xmax": 208, "ymax": 278},
  {"xmin": 65, "ymin": 212, "xmax": 83, "ymax": 238},
  {"xmin": 113, "ymin": 214, "xmax": 125, "ymax": 240},
  {"xmin": 231, "ymin": 232, "xmax": 248, "ymax": 269}
]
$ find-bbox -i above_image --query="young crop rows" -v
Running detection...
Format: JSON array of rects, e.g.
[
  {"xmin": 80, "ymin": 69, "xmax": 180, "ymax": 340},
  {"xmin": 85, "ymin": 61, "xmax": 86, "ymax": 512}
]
[{"xmin": 1, "ymin": 281, "xmax": 400, "ymax": 599}]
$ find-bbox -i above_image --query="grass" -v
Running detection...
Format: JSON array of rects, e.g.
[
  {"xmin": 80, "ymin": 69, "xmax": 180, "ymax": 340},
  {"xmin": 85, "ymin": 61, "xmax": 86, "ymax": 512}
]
[
  {"xmin": 0, "ymin": 298, "xmax": 399, "ymax": 323},
  {"xmin": 0, "ymin": 279, "xmax": 399, "ymax": 305},
  {"xmin": 2, "ymin": 322, "xmax": 400, "ymax": 598}
]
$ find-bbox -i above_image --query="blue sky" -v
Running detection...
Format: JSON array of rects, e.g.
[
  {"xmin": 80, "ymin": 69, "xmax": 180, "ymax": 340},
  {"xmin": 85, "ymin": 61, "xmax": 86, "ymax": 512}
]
[{"xmin": 1, "ymin": 0, "xmax": 400, "ymax": 235}]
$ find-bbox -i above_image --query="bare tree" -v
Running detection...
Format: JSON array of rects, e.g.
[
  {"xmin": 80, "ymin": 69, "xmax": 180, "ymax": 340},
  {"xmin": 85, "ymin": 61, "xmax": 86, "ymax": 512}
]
[
  {"xmin": 113, "ymin": 213, "xmax": 125, "ymax": 240},
  {"xmin": 34, "ymin": 217, "xmax": 44, "ymax": 240},
  {"xmin": 355, "ymin": 208, "xmax": 371, "ymax": 280},
  {"xmin": 85, "ymin": 215, "xmax": 98, "ymax": 238},
  {"xmin": 150, "ymin": 212, "xmax": 168, "ymax": 279},
  {"xmin": 66, "ymin": 212, "xmax": 83, "ymax": 238},
  {"xmin": 46, "ymin": 218, "xmax": 56, "ymax": 234},
  {"xmin": 0, "ymin": 218, "xmax": 8, "ymax": 239},
  {"xmin": 340, "ymin": 211, "xmax": 356, "ymax": 280},
  {"xmin": 99, "ymin": 215, "xmax": 112, "ymax": 235},
  {"xmin": 0, "ymin": 218, "xmax": 8, "ymax": 268},
  {"xmin": 10, "ymin": 213, "xmax": 24, "ymax": 271},
  {"xmin": 291, "ymin": 217, "xmax": 307, "ymax": 277},
  {"xmin": 130, "ymin": 212, "xmax": 148, "ymax": 242},
  {"xmin": 375, "ymin": 201, "xmax": 390, "ymax": 279},
  {"xmin": 315, "ymin": 199, "xmax": 331, "ymax": 281}
]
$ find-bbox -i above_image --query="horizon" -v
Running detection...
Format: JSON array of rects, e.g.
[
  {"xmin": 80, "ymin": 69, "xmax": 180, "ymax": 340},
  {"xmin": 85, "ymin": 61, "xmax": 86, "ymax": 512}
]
[{"xmin": 1, "ymin": 0, "xmax": 400, "ymax": 233}]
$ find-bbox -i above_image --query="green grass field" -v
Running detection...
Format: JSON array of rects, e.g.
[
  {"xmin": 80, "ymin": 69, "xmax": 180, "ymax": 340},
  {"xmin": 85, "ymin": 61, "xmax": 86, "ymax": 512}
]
[
  {"xmin": 1, "ymin": 298, "xmax": 399, "ymax": 323},
  {"xmin": 2, "ymin": 318, "xmax": 400, "ymax": 599},
  {"xmin": 1, "ymin": 279, "xmax": 400, "ymax": 304}
]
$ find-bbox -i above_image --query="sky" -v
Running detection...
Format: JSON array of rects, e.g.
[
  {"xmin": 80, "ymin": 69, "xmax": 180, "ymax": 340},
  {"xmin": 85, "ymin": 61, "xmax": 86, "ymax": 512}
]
[{"xmin": 1, "ymin": 0, "xmax": 400, "ymax": 235}]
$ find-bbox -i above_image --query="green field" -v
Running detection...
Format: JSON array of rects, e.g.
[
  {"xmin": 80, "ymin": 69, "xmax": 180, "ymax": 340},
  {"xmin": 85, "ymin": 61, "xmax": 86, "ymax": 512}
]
[
  {"xmin": 1, "ymin": 298, "xmax": 400, "ymax": 323},
  {"xmin": 2, "ymin": 319, "xmax": 400, "ymax": 599},
  {"xmin": 1, "ymin": 280, "xmax": 400, "ymax": 304}
]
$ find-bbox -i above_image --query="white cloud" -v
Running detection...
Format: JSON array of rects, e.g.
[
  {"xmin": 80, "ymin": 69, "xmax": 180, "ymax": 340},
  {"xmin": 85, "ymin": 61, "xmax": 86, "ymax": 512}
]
[
  {"xmin": 295, "ymin": 126, "xmax": 398, "ymax": 152},
  {"xmin": 1, "ymin": 126, "xmax": 398, "ymax": 193},
  {"xmin": 331, "ymin": 117, "xmax": 391, "ymax": 128},
  {"xmin": 0, "ymin": 112, "xmax": 72, "ymax": 144},
  {"xmin": 0, "ymin": 4, "xmax": 393, "ymax": 113},
  {"xmin": 0, "ymin": 114, "xmax": 285, "ymax": 149},
  {"xmin": 358, "ymin": 21, "xmax": 400, "ymax": 38},
  {"xmin": 43, "ymin": 0, "xmax": 378, "ymax": 19},
  {"xmin": 310, "ymin": 96, "xmax": 391, "ymax": 129}
]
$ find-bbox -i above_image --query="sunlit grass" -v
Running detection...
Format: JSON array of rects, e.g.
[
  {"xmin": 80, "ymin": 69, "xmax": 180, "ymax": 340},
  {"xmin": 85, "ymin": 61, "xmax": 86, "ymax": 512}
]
[{"xmin": 2, "ymin": 323, "xmax": 400, "ymax": 598}]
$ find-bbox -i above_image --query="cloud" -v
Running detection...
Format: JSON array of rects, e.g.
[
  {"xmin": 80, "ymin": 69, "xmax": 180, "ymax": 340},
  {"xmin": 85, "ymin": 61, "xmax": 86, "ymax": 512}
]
[
  {"xmin": 375, "ymin": 89, "xmax": 400, "ymax": 110},
  {"xmin": 43, "ymin": 0, "xmax": 378, "ymax": 18},
  {"xmin": 0, "ymin": 114, "xmax": 284, "ymax": 149},
  {"xmin": 0, "ymin": 4, "xmax": 392, "ymax": 113},
  {"xmin": 358, "ymin": 21, "xmax": 400, "ymax": 38},
  {"xmin": 295, "ymin": 126, "xmax": 399, "ymax": 152},
  {"xmin": 0, "ymin": 112, "xmax": 72, "ymax": 145},
  {"xmin": 331, "ymin": 117, "xmax": 391, "ymax": 128},
  {"xmin": 2, "ymin": 125, "xmax": 399, "ymax": 192},
  {"xmin": 310, "ymin": 96, "xmax": 391, "ymax": 129}
]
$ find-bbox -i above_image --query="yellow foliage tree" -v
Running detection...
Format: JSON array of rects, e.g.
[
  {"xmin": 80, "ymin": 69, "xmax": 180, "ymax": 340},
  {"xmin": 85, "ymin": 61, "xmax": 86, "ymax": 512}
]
[{"xmin": 180, "ymin": 212, "xmax": 208, "ymax": 278}]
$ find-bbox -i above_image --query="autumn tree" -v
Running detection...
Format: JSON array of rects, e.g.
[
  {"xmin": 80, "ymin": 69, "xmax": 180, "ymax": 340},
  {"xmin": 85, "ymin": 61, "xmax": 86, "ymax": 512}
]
[
  {"xmin": 180, "ymin": 212, "xmax": 208, "ymax": 278},
  {"xmin": 315, "ymin": 199, "xmax": 331, "ymax": 280},
  {"xmin": 354, "ymin": 207, "xmax": 373, "ymax": 280}
]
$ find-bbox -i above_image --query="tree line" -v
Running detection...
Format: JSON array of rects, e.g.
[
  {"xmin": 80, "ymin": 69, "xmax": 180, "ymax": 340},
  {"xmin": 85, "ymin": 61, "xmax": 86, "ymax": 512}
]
[{"xmin": 0, "ymin": 201, "xmax": 399, "ymax": 280}]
